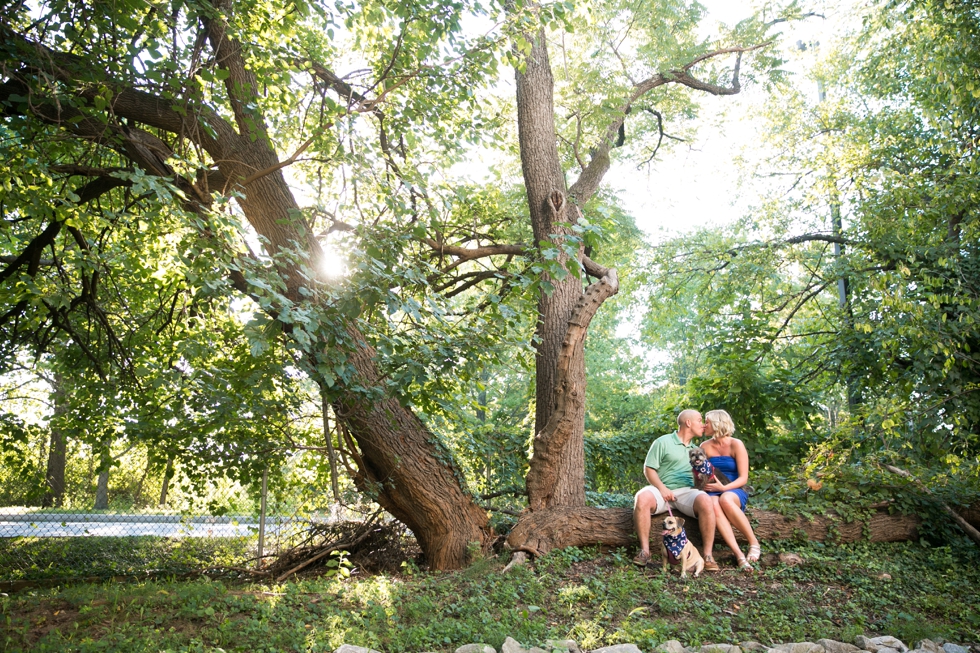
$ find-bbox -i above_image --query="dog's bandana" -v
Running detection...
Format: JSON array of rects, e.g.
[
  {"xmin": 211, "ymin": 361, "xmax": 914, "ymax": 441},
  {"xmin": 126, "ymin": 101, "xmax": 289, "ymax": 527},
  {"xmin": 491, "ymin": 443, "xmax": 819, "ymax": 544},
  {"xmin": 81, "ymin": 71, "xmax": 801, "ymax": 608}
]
[
  {"xmin": 663, "ymin": 529, "xmax": 688, "ymax": 564},
  {"xmin": 693, "ymin": 458, "xmax": 714, "ymax": 478}
]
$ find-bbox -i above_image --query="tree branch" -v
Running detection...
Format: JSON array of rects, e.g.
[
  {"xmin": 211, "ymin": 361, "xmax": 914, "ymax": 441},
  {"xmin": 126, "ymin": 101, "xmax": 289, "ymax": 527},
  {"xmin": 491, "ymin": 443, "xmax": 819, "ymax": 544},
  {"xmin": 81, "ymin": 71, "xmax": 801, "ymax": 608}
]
[
  {"xmin": 424, "ymin": 238, "xmax": 528, "ymax": 261},
  {"xmin": 569, "ymin": 42, "xmax": 769, "ymax": 206}
]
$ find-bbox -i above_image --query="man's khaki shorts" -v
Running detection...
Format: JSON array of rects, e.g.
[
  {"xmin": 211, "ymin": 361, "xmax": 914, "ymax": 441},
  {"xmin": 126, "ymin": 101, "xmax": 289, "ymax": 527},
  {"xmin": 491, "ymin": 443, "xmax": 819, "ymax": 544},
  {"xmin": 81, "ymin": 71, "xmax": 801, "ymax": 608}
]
[{"xmin": 634, "ymin": 485, "xmax": 705, "ymax": 518}]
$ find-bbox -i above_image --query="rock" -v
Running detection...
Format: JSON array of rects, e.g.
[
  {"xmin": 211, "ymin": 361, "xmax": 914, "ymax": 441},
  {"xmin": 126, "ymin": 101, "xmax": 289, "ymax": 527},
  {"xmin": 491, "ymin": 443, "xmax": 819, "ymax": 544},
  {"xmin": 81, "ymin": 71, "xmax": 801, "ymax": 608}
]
[
  {"xmin": 817, "ymin": 640, "xmax": 861, "ymax": 653},
  {"xmin": 335, "ymin": 646, "xmax": 382, "ymax": 653},
  {"xmin": 700, "ymin": 645, "xmax": 741, "ymax": 653},
  {"xmin": 942, "ymin": 646, "xmax": 969, "ymax": 653},
  {"xmin": 658, "ymin": 641, "xmax": 688, "ymax": 653},
  {"xmin": 589, "ymin": 645, "xmax": 643, "ymax": 653},
  {"xmin": 870, "ymin": 638, "xmax": 907, "ymax": 653},
  {"xmin": 770, "ymin": 643, "xmax": 824, "ymax": 653},
  {"xmin": 913, "ymin": 641, "xmax": 942, "ymax": 653},
  {"xmin": 546, "ymin": 640, "xmax": 582, "ymax": 653},
  {"xmin": 760, "ymin": 554, "xmax": 780, "ymax": 568},
  {"xmin": 778, "ymin": 552, "xmax": 804, "ymax": 567},
  {"xmin": 856, "ymin": 638, "xmax": 879, "ymax": 652},
  {"xmin": 876, "ymin": 573, "xmax": 892, "ymax": 581},
  {"xmin": 500, "ymin": 638, "xmax": 549, "ymax": 653},
  {"xmin": 876, "ymin": 647, "xmax": 901, "ymax": 653},
  {"xmin": 502, "ymin": 638, "xmax": 525, "ymax": 653},
  {"xmin": 455, "ymin": 646, "xmax": 495, "ymax": 653},
  {"xmin": 740, "ymin": 643, "xmax": 770, "ymax": 652},
  {"xmin": 503, "ymin": 551, "xmax": 529, "ymax": 573}
]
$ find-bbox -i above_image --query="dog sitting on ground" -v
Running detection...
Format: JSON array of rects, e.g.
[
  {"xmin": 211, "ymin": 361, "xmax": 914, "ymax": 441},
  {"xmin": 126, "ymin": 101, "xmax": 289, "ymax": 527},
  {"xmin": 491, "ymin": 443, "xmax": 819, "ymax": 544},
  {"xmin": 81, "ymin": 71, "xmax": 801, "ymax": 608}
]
[
  {"xmin": 661, "ymin": 515, "xmax": 704, "ymax": 578},
  {"xmin": 688, "ymin": 445, "xmax": 732, "ymax": 491}
]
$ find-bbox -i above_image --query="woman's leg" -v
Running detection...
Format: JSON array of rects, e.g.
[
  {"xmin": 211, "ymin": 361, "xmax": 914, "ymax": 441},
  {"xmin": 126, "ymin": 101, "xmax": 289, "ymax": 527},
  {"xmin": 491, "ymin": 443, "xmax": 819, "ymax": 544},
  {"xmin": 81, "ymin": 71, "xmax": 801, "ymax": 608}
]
[
  {"xmin": 710, "ymin": 495, "xmax": 743, "ymax": 560},
  {"xmin": 720, "ymin": 492, "xmax": 760, "ymax": 550}
]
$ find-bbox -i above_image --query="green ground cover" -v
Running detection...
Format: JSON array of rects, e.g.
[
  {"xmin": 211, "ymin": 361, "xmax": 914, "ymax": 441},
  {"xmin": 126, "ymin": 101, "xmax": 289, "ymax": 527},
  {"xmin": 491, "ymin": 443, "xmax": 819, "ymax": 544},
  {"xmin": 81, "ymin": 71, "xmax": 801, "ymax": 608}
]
[
  {"xmin": 2, "ymin": 539, "xmax": 979, "ymax": 653},
  {"xmin": 0, "ymin": 537, "xmax": 253, "ymax": 583}
]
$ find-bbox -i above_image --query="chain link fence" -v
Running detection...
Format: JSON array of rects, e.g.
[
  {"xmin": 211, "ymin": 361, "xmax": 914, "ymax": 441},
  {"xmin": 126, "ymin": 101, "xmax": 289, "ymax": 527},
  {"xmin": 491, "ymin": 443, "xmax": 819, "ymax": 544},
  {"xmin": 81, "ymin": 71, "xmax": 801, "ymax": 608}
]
[{"xmin": 0, "ymin": 445, "xmax": 353, "ymax": 588}]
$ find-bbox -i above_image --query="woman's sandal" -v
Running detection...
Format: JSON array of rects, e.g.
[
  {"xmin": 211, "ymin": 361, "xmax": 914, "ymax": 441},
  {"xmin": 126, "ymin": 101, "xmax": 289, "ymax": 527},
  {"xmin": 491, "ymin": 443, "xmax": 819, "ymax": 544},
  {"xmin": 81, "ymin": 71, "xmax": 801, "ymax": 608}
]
[
  {"xmin": 747, "ymin": 544, "xmax": 762, "ymax": 563},
  {"xmin": 736, "ymin": 556, "xmax": 754, "ymax": 572}
]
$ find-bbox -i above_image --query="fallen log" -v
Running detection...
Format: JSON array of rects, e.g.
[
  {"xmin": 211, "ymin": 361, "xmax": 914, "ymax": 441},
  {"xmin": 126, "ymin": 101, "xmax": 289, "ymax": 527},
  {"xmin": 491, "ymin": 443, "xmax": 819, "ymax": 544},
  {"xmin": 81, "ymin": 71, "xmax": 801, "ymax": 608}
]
[{"xmin": 505, "ymin": 504, "xmax": 927, "ymax": 557}]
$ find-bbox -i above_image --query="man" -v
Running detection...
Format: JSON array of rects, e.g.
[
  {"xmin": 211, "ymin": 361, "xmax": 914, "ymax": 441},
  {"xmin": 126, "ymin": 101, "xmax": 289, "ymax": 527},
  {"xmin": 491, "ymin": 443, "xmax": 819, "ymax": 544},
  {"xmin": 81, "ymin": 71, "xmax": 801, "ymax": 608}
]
[{"xmin": 632, "ymin": 409, "xmax": 719, "ymax": 571}]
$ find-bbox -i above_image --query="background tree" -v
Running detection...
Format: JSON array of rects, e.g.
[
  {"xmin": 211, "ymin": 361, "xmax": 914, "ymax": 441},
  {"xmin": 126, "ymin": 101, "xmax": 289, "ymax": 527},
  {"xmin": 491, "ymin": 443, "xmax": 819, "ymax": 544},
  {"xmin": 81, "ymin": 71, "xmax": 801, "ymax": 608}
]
[{"xmin": 641, "ymin": 0, "xmax": 980, "ymax": 478}]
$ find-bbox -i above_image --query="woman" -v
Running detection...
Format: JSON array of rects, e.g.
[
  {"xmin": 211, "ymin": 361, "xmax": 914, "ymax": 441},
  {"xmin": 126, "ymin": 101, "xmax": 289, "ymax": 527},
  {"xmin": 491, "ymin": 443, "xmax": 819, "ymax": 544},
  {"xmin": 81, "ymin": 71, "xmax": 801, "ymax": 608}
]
[{"xmin": 701, "ymin": 409, "xmax": 761, "ymax": 571}]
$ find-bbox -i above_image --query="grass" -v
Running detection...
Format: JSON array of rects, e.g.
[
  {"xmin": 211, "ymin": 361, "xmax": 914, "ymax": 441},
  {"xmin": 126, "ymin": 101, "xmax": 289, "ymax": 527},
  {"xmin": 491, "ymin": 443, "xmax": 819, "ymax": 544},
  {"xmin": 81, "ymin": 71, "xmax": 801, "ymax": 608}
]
[
  {"xmin": 2, "ymin": 538, "xmax": 980, "ymax": 653},
  {"xmin": 0, "ymin": 537, "xmax": 254, "ymax": 582}
]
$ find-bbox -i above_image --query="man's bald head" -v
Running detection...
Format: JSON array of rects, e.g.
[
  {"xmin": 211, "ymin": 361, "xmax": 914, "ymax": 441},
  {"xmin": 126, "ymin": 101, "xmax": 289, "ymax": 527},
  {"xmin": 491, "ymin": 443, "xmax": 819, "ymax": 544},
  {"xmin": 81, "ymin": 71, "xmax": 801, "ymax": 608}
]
[
  {"xmin": 677, "ymin": 409, "xmax": 701, "ymax": 428},
  {"xmin": 676, "ymin": 409, "xmax": 705, "ymax": 443}
]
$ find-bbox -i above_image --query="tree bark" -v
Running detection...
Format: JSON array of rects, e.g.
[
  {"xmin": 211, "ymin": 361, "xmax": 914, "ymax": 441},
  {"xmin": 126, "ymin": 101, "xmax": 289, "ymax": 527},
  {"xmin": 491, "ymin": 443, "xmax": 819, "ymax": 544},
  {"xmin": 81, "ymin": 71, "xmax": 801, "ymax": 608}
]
[
  {"xmin": 93, "ymin": 446, "xmax": 110, "ymax": 510},
  {"xmin": 515, "ymin": 26, "xmax": 589, "ymax": 509},
  {"xmin": 506, "ymin": 505, "xmax": 934, "ymax": 557},
  {"xmin": 41, "ymin": 371, "xmax": 67, "ymax": 508},
  {"xmin": 159, "ymin": 455, "xmax": 174, "ymax": 508},
  {"xmin": 333, "ymin": 328, "xmax": 491, "ymax": 570}
]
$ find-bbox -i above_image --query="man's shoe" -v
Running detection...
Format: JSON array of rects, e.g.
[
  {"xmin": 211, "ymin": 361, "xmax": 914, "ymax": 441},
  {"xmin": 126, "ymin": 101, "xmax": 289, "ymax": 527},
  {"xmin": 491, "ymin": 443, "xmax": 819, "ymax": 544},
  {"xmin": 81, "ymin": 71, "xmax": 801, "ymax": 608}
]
[
  {"xmin": 632, "ymin": 550, "xmax": 652, "ymax": 567},
  {"xmin": 703, "ymin": 556, "xmax": 720, "ymax": 572}
]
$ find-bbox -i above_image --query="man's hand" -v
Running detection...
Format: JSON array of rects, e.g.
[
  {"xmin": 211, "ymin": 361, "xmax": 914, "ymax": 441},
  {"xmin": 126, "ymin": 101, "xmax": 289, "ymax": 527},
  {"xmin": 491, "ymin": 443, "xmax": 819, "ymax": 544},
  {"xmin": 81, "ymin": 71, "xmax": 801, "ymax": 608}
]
[{"xmin": 644, "ymin": 467, "xmax": 674, "ymax": 503}]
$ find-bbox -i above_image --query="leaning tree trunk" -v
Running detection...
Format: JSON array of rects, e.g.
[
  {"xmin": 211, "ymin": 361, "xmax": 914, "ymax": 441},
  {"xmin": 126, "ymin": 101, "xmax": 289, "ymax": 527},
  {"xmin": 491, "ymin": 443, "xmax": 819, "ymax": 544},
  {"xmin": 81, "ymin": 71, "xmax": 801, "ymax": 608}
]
[
  {"xmin": 333, "ymin": 328, "xmax": 491, "ymax": 570},
  {"xmin": 199, "ymin": 7, "xmax": 491, "ymax": 569}
]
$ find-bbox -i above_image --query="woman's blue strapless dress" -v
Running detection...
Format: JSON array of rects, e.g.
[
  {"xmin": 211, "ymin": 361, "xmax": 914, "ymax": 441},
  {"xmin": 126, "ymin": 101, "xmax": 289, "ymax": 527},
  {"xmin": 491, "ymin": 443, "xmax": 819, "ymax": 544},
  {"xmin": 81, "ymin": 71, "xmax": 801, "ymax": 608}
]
[{"xmin": 707, "ymin": 456, "xmax": 748, "ymax": 511}]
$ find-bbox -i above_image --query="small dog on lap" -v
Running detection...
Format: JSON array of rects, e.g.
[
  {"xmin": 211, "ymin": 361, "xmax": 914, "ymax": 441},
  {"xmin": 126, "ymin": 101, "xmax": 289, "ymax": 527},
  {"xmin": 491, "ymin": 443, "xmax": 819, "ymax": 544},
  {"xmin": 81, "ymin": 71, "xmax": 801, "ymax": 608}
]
[
  {"xmin": 688, "ymin": 445, "xmax": 731, "ymax": 491},
  {"xmin": 661, "ymin": 515, "xmax": 704, "ymax": 578}
]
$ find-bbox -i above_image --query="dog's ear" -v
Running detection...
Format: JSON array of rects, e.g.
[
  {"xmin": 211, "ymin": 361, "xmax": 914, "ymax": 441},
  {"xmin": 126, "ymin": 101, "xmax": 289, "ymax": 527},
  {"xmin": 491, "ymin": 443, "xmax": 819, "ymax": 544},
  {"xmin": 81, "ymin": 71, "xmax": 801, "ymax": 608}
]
[{"xmin": 676, "ymin": 517, "xmax": 686, "ymax": 528}]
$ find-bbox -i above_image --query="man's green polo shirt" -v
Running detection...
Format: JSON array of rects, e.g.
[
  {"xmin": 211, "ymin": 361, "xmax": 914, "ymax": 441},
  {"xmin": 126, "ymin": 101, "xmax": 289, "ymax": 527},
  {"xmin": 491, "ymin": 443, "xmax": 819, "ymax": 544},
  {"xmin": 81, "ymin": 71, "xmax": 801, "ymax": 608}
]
[{"xmin": 643, "ymin": 431, "xmax": 695, "ymax": 490}]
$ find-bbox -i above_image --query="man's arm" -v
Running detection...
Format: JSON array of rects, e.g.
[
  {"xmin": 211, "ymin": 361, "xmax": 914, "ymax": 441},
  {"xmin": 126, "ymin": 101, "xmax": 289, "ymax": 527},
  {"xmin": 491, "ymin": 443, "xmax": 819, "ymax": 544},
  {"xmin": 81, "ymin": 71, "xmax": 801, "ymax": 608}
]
[{"xmin": 644, "ymin": 466, "xmax": 675, "ymax": 502}]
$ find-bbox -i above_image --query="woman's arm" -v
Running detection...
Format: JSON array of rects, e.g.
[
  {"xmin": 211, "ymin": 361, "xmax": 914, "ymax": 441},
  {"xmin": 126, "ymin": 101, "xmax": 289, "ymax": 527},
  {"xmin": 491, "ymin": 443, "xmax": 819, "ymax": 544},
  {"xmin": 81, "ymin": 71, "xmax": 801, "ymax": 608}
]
[{"xmin": 726, "ymin": 439, "xmax": 750, "ymax": 490}]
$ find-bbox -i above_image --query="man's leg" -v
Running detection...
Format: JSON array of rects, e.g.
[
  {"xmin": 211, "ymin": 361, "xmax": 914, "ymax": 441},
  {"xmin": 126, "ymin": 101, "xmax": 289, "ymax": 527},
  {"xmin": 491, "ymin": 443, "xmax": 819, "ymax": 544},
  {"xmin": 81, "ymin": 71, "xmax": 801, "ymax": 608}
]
[
  {"xmin": 633, "ymin": 486, "xmax": 664, "ymax": 564},
  {"xmin": 671, "ymin": 488, "xmax": 718, "ymax": 569},
  {"xmin": 693, "ymin": 492, "xmax": 716, "ymax": 559}
]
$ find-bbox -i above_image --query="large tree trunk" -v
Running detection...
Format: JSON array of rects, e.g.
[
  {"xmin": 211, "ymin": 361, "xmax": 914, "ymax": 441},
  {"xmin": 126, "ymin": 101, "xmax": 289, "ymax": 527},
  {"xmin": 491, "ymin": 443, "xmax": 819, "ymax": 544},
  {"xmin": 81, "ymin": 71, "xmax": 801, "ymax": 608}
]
[
  {"xmin": 516, "ymin": 27, "xmax": 589, "ymax": 509},
  {"xmin": 504, "ymin": 504, "xmax": 965, "ymax": 556},
  {"xmin": 333, "ymin": 329, "xmax": 491, "ymax": 570}
]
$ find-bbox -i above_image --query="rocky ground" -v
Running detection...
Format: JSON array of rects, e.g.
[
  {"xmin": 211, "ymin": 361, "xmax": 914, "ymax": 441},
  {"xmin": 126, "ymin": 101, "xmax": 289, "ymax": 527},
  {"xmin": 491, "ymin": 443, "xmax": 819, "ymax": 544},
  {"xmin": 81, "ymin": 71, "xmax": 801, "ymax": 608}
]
[{"xmin": 336, "ymin": 635, "xmax": 980, "ymax": 653}]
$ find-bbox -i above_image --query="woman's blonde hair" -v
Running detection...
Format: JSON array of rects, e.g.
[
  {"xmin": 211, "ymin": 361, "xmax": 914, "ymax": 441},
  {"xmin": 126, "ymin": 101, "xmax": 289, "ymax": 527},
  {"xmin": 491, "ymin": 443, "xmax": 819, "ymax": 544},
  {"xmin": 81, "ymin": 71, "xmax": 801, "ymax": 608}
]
[{"xmin": 704, "ymin": 409, "xmax": 735, "ymax": 439}]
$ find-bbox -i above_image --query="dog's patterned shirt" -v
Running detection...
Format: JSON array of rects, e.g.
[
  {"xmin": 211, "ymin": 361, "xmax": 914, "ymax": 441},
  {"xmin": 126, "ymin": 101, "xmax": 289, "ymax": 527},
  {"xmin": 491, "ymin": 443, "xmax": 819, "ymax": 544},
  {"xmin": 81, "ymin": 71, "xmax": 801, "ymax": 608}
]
[{"xmin": 663, "ymin": 529, "xmax": 688, "ymax": 564}]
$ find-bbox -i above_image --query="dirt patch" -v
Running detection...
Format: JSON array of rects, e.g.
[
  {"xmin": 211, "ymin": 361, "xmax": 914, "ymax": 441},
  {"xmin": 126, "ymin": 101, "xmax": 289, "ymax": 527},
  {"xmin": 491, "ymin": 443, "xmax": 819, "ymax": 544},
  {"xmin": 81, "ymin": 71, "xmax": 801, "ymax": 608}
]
[{"xmin": 3, "ymin": 598, "xmax": 79, "ymax": 647}]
